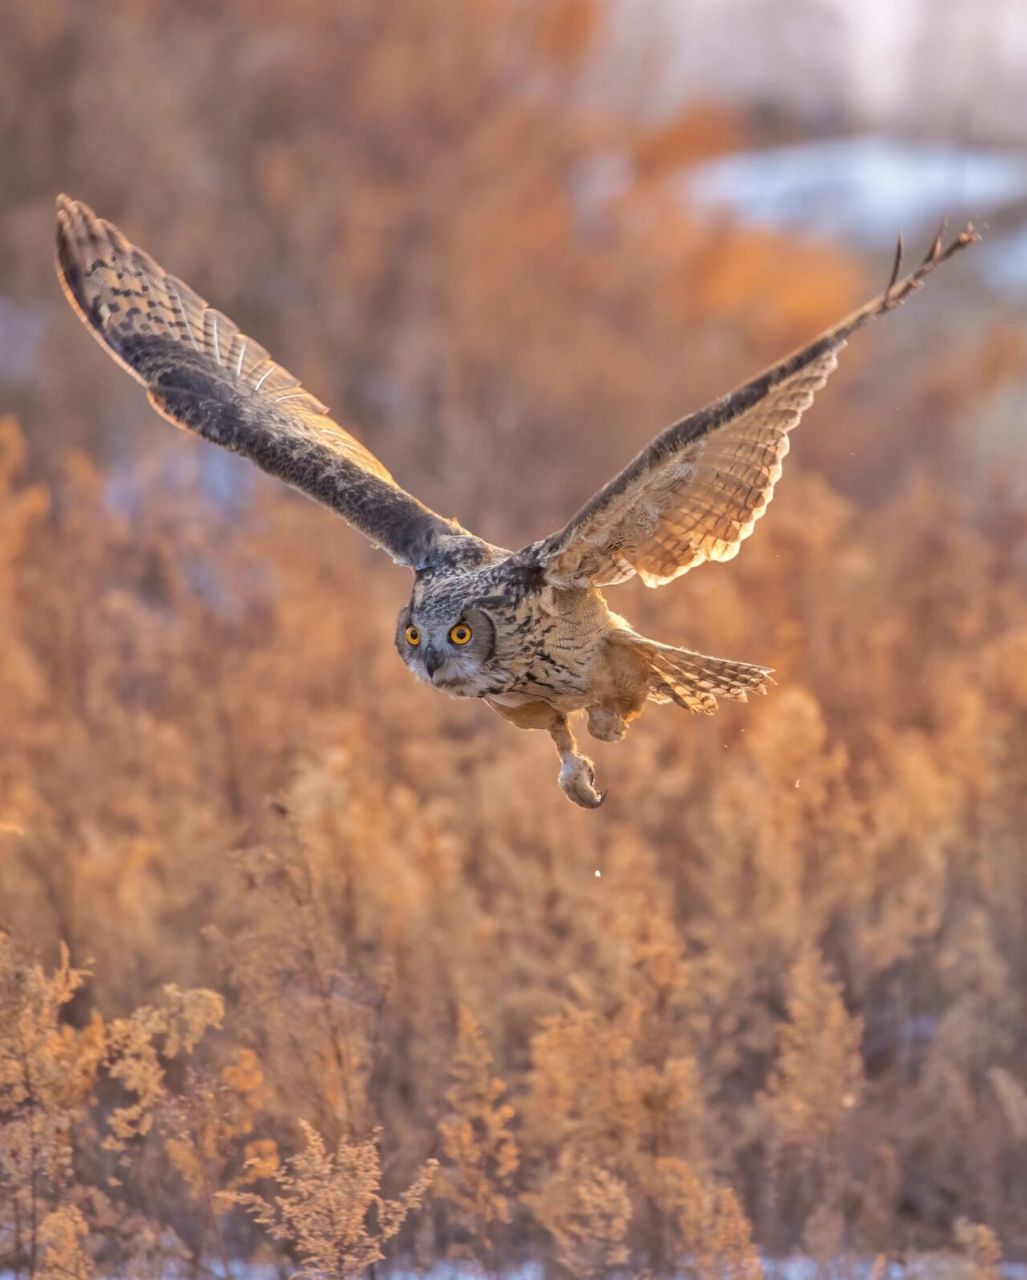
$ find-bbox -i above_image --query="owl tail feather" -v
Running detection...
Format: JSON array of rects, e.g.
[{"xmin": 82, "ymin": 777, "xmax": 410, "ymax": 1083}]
[{"xmin": 642, "ymin": 642, "xmax": 774, "ymax": 716}]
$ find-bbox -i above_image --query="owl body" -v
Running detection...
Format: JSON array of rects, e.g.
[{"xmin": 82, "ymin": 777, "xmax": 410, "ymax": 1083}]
[
  {"xmin": 398, "ymin": 556, "xmax": 636, "ymax": 714},
  {"xmin": 55, "ymin": 196, "xmax": 975, "ymax": 808}
]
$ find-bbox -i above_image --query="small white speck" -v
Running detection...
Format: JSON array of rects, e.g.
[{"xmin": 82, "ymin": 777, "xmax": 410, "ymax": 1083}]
[
  {"xmin": 594, "ymin": 869, "xmax": 602, "ymax": 878},
  {"xmin": 794, "ymin": 779, "xmax": 801, "ymax": 789}
]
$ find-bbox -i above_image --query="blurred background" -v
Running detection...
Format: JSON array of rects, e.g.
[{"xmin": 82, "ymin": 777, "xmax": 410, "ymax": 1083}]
[{"xmin": 1, "ymin": 1, "xmax": 1025, "ymax": 1276}]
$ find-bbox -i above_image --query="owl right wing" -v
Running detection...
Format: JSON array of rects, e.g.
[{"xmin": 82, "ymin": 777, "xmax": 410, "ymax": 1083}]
[
  {"xmin": 518, "ymin": 225, "xmax": 978, "ymax": 590},
  {"xmin": 56, "ymin": 195, "xmax": 486, "ymax": 572}
]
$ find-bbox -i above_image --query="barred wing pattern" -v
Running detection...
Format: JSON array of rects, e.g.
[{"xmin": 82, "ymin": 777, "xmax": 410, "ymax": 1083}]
[
  {"xmin": 56, "ymin": 196, "xmax": 479, "ymax": 571},
  {"xmin": 529, "ymin": 226, "xmax": 978, "ymax": 589}
]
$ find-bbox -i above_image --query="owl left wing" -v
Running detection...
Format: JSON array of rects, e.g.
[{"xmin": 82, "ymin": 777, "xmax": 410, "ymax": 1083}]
[
  {"xmin": 520, "ymin": 226, "xmax": 978, "ymax": 590},
  {"xmin": 56, "ymin": 195, "xmax": 488, "ymax": 573}
]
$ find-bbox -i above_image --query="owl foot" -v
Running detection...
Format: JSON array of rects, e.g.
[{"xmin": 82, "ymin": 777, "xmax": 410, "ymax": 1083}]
[
  {"xmin": 559, "ymin": 754, "xmax": 607, "ymax": 809},
  {"xmin": 586, "ymin": 705, "xmax": 628, "ymax": 742}
]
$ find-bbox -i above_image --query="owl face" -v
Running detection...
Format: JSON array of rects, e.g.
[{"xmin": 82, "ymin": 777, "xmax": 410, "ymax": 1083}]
[{"xmin": 395, "ymin": 599, "xmax": 500, "ymax": 697}]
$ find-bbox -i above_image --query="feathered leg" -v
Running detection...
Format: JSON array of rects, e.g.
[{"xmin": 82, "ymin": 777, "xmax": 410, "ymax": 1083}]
[
  {"xmin": 485, "ymin": 698, "xmax": 605, "ymax": 809},
  {"xmin": 550, "ymin": 715, "xmax": 605, "ymax": 809}
]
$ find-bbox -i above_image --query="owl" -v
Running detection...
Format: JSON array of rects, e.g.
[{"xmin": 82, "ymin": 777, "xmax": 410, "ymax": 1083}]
[{"xmin": 56, "ymin": 196, "xmax": 976, "ymax": 807}]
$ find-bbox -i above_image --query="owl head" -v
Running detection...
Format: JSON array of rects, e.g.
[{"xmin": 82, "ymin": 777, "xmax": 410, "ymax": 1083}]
[{"xmin": 395, "ymin": 592, "xmax": 501, "ymax": 697}]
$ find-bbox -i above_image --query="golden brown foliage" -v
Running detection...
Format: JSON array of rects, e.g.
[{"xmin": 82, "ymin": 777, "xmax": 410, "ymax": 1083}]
[
  {"xmin": 762, "ymin": 949, "xmax": 864, "ymax": 1238},
  {"xmin": 233, "ymin": 1123, "xmax": 436, "ymax": 1280},
  {"xmin": 1, "ymin": 0, "xmax": 1025, "ymax": 1275},
  {"xmin": 526, "ymin": 1153, "xmax": 632, "ymax": 1278},
  {"xmin": 436, "ymin": 1007, "xmax": 519, "ymax": 1264},
  {"xmin": 0, "ymin": 937, "xmax": 222, "ymax": 1277}
]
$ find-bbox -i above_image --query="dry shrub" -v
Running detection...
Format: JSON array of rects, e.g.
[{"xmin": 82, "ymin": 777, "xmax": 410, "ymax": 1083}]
[
  {"xmin": 651, "ymin": 1157, "xmax": 763, "ymax": 1280},
  {"xmin": 953, "ymin": 1218, "xmax": 1003, "ymax": 1280},
  {"xmin": 526, "ymin": 1152, "xmax": 632, "ymax": 1278},
  {"xmin": 233, "ymin": 1122, "xmax": 436, "ymax": 1280},
  {"xmin": 0, "ymin": 938, "xmax": 222, "ymax": 1277},
  {"xmin": 762, "ymin": 949, "xmax": 864, "ymax": 1219},
  {"xmin": 1, "ymin": 940, "xmax": 94, "ymax": 1276},
  {"xmin": 436, "ymin": 1007, "xmax": 519, "ymax": 1265}
]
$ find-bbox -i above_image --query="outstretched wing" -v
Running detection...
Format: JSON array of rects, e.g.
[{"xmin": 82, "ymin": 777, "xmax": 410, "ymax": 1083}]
[
  {"xmin": 56, "ymin": 195, "xmax": 485, "ymax": 572},
  {"xmin": 521, "ymin": 226, "xmax": 978, "ymax": 589}
]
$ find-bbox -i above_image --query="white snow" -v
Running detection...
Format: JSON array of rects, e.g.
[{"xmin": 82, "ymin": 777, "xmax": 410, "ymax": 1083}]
[
  {"xmin": 683, "ymin": 135, "xmax": 1027, "ymax": 246},
  {"xmin": 681, "ymin": 134, "xmax": 1027, "ymax": 297}
]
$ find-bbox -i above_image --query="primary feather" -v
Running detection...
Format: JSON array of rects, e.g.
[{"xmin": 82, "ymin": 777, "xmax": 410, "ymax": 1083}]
[
  {"xmin": 526, "ymin": 224, "xmax": 979, "ymax": 589},
  {"xmin": 55, "ymin": 194, "xmax": 485, "ymax": 571}
]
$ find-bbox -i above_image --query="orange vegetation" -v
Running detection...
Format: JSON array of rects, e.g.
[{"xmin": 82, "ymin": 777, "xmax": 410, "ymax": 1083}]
[{"xmin": 1, "ymin": 1, "xmax": 1025, "ymax": 1275}]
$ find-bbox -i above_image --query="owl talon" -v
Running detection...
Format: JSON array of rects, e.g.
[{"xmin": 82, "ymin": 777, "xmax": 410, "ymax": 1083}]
[
  {"xmin": 587, "ymin": 705, "xmax": 628, "ymax": 742},
  {"xmin": 559, "ymin": 754, "xmax": 606, "ymax": 809}
]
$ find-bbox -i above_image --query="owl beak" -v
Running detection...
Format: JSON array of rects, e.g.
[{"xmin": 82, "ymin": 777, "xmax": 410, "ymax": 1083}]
[{"xmin": 424, "ymin": 646, "xmax": 444, "ymax": 679}]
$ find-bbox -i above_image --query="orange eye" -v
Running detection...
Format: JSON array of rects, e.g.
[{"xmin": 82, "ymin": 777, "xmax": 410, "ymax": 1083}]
[
  {"xmin": 449, "ymin": 623, "xmax": 473, "ymax": 646},
  {"xmin": 405, "ymin": 625, "xmax": 420, "ymax": 646}
]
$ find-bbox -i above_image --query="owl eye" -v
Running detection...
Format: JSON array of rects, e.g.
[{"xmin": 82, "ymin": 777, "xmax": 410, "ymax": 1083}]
[
  {"xmin": 449, "ymin": 623, "xmax": 473, "ymax": 646},
  {"xmin": 404, "ymin": 625, "xmax": 421, "ymax": 646}
]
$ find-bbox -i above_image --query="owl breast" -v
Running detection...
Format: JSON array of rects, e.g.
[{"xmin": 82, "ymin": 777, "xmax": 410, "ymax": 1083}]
[{"xmin": 490, "ymin": 585, "xmax": 617, "ymax": 711}]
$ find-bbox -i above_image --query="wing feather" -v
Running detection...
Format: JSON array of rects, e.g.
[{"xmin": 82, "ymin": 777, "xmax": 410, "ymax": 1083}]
[
  {"xmin": 524, "ymin": 225, "xmax": 978, "ymax": 590},
  {"xmin": 56, "ymin": 195, "xmax": 487, "ymax": 572}
]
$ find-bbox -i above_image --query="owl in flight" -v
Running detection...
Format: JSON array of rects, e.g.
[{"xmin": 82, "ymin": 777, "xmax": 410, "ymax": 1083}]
[{"xmin": 56, "ymin": 196, "xmax": 976, "ymax": 807}]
